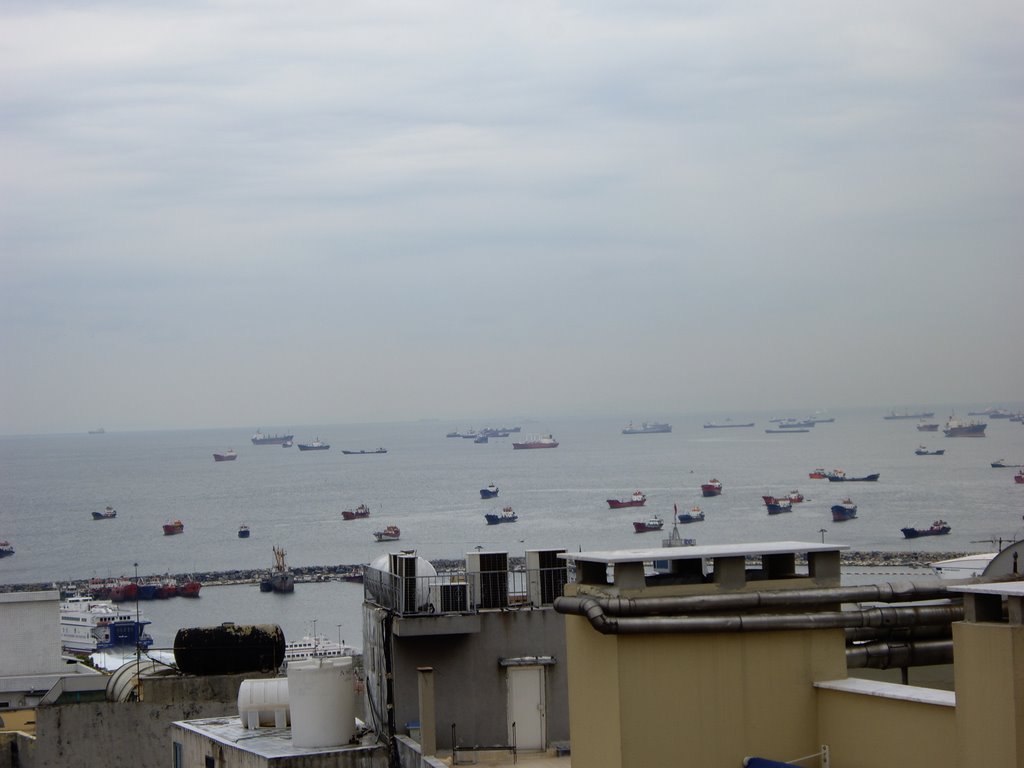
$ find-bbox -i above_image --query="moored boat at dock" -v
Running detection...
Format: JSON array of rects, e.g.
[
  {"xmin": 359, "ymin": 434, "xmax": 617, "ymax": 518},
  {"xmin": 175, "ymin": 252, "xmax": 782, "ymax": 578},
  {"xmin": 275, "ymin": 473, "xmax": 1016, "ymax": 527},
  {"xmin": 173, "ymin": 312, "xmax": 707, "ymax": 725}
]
[{"xmin": 59, "ymin": 596, "xmax": 153, "ymax": 654}]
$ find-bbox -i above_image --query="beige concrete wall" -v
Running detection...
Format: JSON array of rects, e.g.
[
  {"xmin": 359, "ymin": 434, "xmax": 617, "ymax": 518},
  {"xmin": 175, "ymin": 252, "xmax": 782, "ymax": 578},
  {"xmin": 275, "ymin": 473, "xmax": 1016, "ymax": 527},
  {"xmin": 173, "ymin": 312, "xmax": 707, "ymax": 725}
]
[
  {"xmin": 818, "ymin": 688, "xmax": 956, "ymax": 767},
  {"xmin": 953, "ymin": 622, "xmax": 1024, "ymax": 767},
  {"xmin": 565, "ymin": 619, "xmax": 846, "ymax": 768},
  {"xmin": 564, "ymin": 615, "xmax": 621, "ymax": 768}
]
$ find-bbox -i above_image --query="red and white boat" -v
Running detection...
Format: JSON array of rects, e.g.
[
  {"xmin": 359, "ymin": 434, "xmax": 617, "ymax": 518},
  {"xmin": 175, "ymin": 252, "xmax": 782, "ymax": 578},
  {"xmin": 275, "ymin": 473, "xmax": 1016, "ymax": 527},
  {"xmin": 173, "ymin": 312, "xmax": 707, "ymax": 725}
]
[
  {"xmin": 512, "ymin": 434, "xmax": 559, "ymax": 449},
  {"xmin": 786, "ymin": 490, "xmax": 804, "ymax": 503},
  {"xmin": 373, "ymin": 525, "xmax": 401, "ymax": 542},
  {"xmin": 700, "ymin": 479, "xmax": 723, "ymax": 497},
  {"xmin": 632, "ymin": 515, "xmax": 664, "ymax": 533},
  {"xmin": 808, "ymin": 468, "xmax": 827, "ymax": 479},
  {"xmin": 342, "ymin": 503, "xmax": 371, "ymax": 520},
  {"xmin": 607, "ymin": 490, "xmax": 647, "ymax": 509},
  {"xmin": 162, "ymin": 520, "xmax": 184, "ymax": 536}
]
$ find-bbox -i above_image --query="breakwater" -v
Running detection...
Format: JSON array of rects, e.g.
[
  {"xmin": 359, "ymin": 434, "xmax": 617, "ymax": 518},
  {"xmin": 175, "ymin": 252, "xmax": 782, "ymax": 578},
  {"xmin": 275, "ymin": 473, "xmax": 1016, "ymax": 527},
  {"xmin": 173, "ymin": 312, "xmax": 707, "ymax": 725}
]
[{"xmin": 0, "ymin": 551, "xmax": 977, "ymax": 596}]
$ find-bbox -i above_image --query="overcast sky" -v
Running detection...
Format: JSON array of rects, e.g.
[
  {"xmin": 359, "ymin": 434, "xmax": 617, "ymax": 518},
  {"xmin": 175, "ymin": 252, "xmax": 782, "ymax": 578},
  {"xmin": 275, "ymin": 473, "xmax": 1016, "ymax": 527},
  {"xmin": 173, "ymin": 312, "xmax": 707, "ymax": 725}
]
[{"xmin": 1, "ymin": 1, "xmax": 1022, "ymax": 434}]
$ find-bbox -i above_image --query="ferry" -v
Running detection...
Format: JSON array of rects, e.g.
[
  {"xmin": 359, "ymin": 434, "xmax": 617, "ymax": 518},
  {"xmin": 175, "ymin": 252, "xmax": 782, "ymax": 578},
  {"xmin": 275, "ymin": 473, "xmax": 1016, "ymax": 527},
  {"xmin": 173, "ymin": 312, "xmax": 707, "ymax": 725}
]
[{"xmin": 60, "ymin": 596, "xmax": 153, "ymax": 654}]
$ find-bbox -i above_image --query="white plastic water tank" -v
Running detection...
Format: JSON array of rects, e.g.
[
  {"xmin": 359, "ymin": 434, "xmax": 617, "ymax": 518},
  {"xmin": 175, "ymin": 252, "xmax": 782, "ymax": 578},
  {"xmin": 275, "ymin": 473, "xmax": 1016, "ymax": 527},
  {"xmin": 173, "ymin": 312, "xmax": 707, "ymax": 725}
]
[
  {"xmin": 369, "ymin": 552, "xmax": 438, "ymax": 610},
  {"xmin": 237, "ymin": 677, "xmax": 290, "ymax": 729},
  {"xmin": 287, "ymin": 656, "xmax": 355, "ymax": 748}
]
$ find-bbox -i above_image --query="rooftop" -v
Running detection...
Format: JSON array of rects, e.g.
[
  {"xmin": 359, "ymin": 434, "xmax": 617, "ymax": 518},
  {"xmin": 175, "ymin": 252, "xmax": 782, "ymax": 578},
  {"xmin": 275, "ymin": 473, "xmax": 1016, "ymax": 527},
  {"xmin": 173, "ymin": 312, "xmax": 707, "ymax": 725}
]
[
  {"xmin": 174, "ymin": 716, "xmax": 382, "ymax": 760},
  {"xmin": 559, "ymin": 540, "xmax": 847, "ymax": 565}
]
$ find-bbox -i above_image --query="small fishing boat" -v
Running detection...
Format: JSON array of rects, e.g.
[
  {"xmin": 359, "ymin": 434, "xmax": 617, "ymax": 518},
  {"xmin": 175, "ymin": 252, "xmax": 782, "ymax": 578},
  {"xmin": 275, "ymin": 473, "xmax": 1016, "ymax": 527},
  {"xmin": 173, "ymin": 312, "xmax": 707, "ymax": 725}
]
[
  {"xmin": 213, "ymin": 449, "xmax": 237, "ymax": 462},
  {"xmin": 373, "ymin": 525, "xmax": 401, "ymax": 542},
  {"xmin": 485, "ymin": 506, "xmax": 518, "ymax": 525},
  {"xmin": 480, "ymin": 483, "xmax": 500, "ymax": 499},
  {"xmin": 238, "ymin": 525, "xmax": 250, "ymax": 538},
  {"xmin": 607, "ymin": 490, "xmax": 647, "ymax": 509},
  {"xmin": 700, "ymin": 479, "xmax": 723, "ymax": 497},
  {"xmin": 676, "ymin": 504, "xmax": 705, "ymax": 524},
  {"xmin": 162, "ymin": 520, "xmax": 184, "ymax": 535},
  {"xmin": 632, "ymin": 515, "xmax": 664, "ymax": 533},
  {"xmin": 915, "ymin": 446, "xmax": 945, "ymax": 456},
  {"xmin": 901, "ymin": 520, "xmax": 951, "ymax": 538},
  {"xmin": 341, "ymin": 504, "xmax": 371, "ymax": 520},
  {"xmin": 831, "ymin": 499, "xmax": 858, "ymax": 522},
  {"xmin": 92, "ymin": 505, "xmax": 117, "ymax": 520}
]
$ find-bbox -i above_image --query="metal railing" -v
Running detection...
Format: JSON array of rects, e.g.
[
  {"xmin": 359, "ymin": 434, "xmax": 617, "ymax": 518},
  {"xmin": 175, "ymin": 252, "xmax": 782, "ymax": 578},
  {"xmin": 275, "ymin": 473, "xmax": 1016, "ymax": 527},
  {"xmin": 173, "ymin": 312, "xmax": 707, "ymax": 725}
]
[{"xmin": 364, "ymin": 565, "xmax": 569, "ymax": 617}]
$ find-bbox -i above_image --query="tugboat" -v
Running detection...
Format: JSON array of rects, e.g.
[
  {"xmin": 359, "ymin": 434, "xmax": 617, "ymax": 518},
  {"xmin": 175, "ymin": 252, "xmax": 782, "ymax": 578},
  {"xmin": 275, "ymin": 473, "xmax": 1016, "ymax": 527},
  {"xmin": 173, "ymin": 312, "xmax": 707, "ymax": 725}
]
[
  {"xmin": 700, "ymin": 479, "xmax": 723, "ymax": 497},
  {"xmin": 237, "ymin": 524, "xmax": 250, "ymax": 538},
  {"xmin": 607, "ymin": 490, "xmax": 647, "ymax": 509},
  {"xmin": 485, "ymin": 506, "xmax": 518, "ymax": 525},
  {"xmin": 901, "ymin": 520, "xmax": 951, "ymax": 538}
]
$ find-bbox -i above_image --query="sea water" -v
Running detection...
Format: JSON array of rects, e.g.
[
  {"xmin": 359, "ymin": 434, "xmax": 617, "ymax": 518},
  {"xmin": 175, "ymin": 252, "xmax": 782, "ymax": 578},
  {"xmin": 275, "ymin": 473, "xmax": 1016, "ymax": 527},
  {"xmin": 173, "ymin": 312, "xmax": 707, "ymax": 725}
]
[{"xmin": 2, "ymin": 408, "xmax": 1022, "ymax": 647}]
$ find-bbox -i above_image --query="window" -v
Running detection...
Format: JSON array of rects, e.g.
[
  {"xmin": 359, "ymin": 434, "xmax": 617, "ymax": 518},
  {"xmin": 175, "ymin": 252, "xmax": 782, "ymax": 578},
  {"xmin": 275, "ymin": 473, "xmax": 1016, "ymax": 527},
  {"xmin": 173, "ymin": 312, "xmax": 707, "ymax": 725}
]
[{"xmin": 171, "ymin": 742, "xmax": 183, "ymax": 768}]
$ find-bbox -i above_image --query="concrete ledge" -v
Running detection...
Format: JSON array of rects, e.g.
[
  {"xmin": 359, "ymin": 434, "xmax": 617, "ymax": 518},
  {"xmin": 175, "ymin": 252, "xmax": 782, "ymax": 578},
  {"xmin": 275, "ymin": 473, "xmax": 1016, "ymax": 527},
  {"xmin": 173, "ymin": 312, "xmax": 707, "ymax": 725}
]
[{"xmin": 815, "ymin": 677, "xmax": 956, "ymax": 707}]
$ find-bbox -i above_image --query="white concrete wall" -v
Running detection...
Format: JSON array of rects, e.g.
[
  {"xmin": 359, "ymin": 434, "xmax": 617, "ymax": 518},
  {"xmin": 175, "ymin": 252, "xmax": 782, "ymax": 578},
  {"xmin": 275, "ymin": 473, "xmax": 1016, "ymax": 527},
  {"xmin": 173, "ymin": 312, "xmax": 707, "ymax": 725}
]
[{"xmin": 0, "ymin": 592, "xmax": 62, "ymax": 677}]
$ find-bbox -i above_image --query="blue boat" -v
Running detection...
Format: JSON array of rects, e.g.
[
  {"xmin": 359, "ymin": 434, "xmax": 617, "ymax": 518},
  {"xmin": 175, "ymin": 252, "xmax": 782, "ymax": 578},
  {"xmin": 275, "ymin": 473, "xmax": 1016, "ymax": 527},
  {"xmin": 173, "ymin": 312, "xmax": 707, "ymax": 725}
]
[
  {"xmin": 480, "ymin": 483, "xmax": 499, "ymax": 499},
  {"xmin": 676, "ymin": 504, "xmax": 705, "ymax": 524},
  {"xmin": 485, "ymin": 506, "xmax": 517, "ymax": 525}
]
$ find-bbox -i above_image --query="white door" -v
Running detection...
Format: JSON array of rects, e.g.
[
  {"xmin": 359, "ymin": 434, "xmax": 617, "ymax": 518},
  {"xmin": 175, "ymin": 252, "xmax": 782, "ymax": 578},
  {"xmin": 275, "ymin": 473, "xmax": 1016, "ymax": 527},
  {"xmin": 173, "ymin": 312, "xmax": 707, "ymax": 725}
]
[{"xmin": 507, "ymin": 665, "xmax": 546, "ymax": 750}]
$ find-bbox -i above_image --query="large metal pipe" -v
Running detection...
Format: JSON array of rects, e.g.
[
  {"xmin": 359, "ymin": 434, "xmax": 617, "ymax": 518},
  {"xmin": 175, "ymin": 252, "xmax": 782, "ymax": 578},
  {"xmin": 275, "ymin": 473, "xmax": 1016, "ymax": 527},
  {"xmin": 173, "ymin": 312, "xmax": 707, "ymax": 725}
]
[
  {"xmin": 846, "ymin": 639, "xmax": 954, "ymax": 669},
  {"xmin": 556, "ymin": 595, "xmax": 963, "ymax": 635},
  {"xmin": 559, "ymin": 581, "xmax": 956, "ymax": 619}
]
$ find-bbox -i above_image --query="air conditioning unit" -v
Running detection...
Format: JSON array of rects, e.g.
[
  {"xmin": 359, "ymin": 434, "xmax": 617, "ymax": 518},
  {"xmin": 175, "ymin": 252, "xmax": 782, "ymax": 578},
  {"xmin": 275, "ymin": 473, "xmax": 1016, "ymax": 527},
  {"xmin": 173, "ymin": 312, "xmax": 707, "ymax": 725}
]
[
  {"xmin": 466, "ymin": 551, "xmax": 509, "ymax": 609},
  {"xmin": 430, "ymin": 583, "xmax": 469, "ymax": 613},
  {"xmin": 526, "ymin": 549, "xmax": 567, "ymax": 606}
]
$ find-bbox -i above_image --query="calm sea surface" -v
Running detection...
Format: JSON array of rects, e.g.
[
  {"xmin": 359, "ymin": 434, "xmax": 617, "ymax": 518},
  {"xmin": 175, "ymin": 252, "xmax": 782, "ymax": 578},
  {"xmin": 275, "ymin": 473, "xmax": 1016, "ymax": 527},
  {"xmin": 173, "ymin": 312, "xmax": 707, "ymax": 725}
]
[{"xmin": 2, "ymin": 408, "xmax": 1022, "ymax": 647}]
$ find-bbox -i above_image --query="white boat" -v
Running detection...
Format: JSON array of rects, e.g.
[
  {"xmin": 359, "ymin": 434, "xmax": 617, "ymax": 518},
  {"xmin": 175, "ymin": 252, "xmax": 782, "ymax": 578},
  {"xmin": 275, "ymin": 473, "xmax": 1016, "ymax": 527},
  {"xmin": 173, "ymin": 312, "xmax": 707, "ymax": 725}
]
[
  {"xmin": 284, "ymin": 635, "xmax": 359, "ymax": 663},
  {"xmin": 59, "ymin": 596, "xmax": 153, "ymax": 654}
]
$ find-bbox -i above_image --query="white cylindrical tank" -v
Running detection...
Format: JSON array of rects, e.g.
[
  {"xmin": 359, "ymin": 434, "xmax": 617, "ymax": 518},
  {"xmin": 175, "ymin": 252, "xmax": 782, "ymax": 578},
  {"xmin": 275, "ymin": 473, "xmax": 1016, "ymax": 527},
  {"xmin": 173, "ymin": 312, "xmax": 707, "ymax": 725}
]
[
  {"xmin": 237, "ymin": 678, "xmax": 290, "ymax": 729},
  {"xmin": 287, "ymin": 656, "xmax": 355, "ymax": 747}
]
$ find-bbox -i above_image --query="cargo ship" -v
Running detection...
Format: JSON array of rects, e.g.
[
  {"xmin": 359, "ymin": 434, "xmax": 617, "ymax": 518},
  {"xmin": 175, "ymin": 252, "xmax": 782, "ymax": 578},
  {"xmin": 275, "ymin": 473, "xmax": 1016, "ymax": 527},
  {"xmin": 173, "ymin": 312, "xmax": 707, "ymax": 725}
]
[
  {"xmin": 884, "ymin": 410, "xmax": 935, "ymax": 420},
  {"xmin": 512, "ymin": 434, "xmax": 559, "ymax": 449},
  {"xmin": 251, "ymin": 430, "xmax": 295, "ymax": 445},
  {"xmin": 622, "ymin": 422, "xmax": 672, "ymax": 434},
  {"xmin": 943, "ymin": 416, "xmax": 987, "ymax": 438}
]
